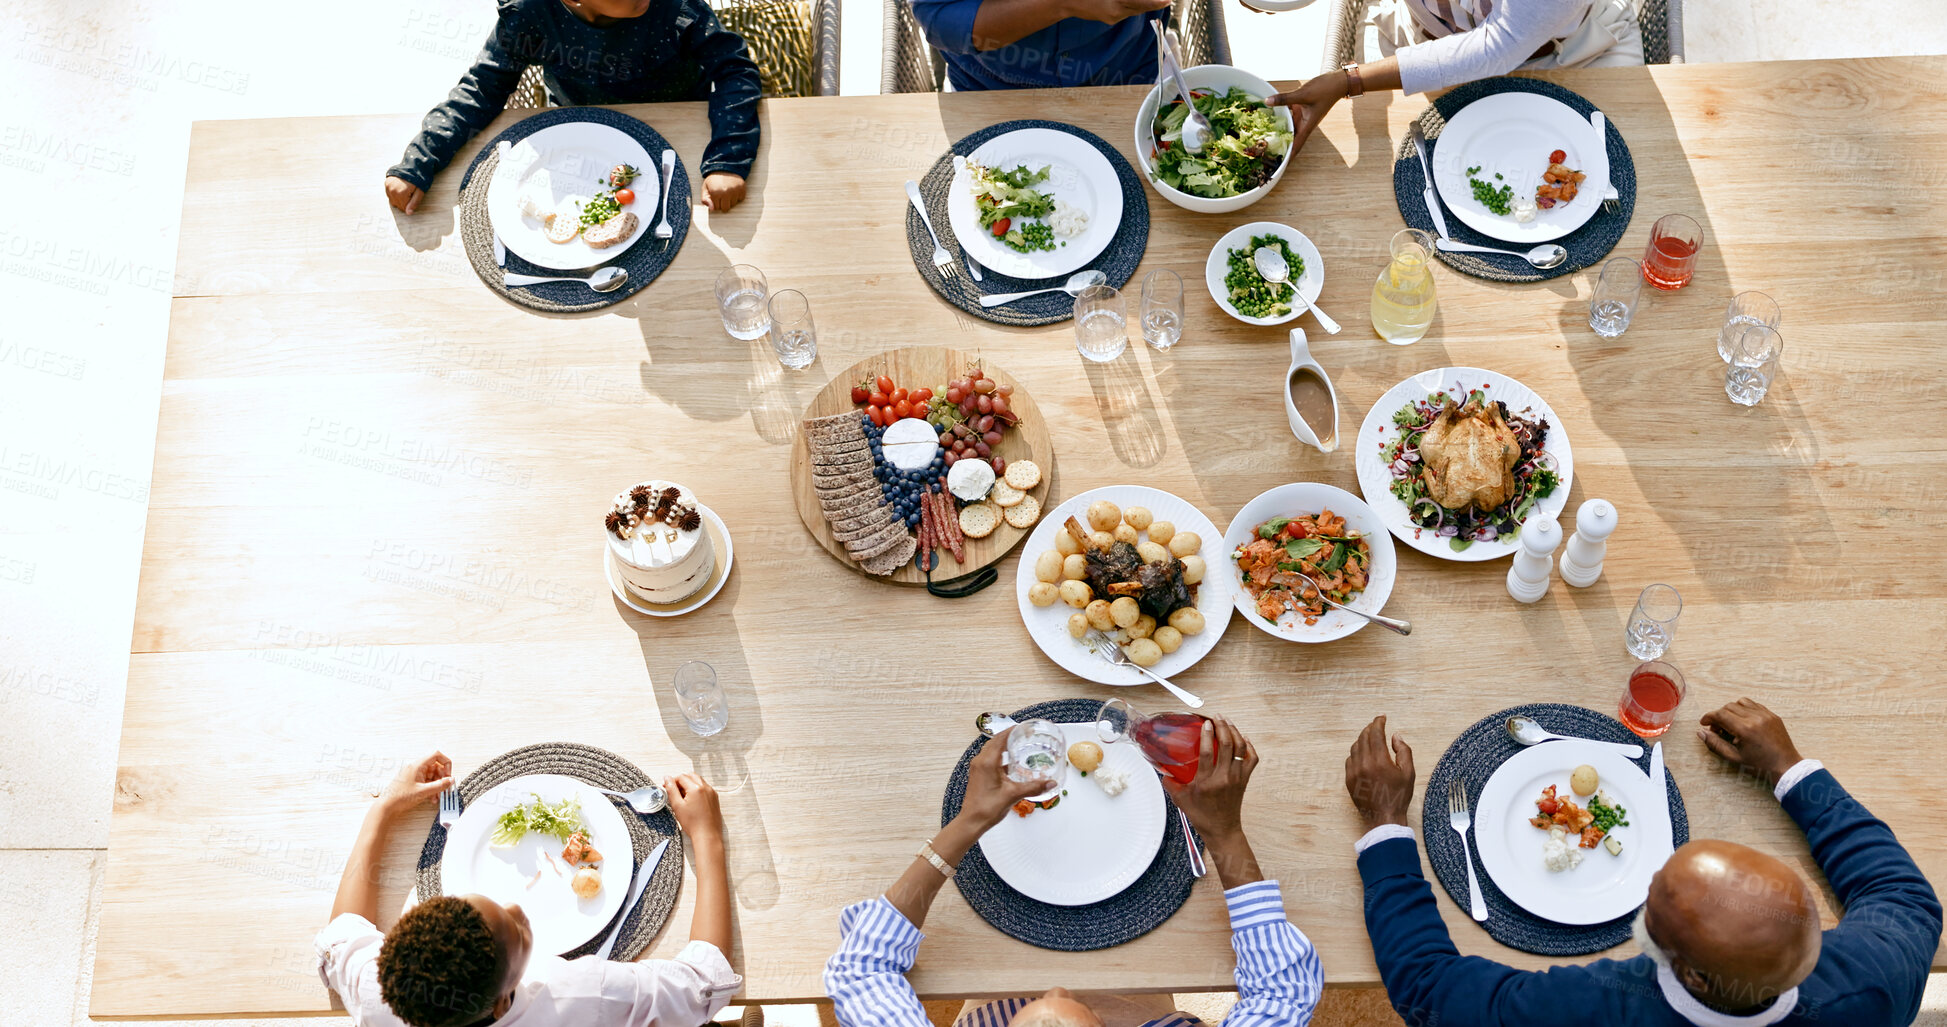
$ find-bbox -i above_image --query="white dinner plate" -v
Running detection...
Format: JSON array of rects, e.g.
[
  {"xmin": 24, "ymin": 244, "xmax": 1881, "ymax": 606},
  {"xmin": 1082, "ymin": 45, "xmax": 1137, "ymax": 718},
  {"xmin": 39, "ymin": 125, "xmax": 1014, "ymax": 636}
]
[
  {"xmin": 1015, "ymin": 485, "xmax": 1232, "ymax": 686},
  {"xmin": 977, "ymin": 723, "xmax": 1167, "ymax": 905},
  {"xmin": 1472, "ymin": 741, "xmax": 1673, "ymax": 925},
  {"xmin": 946, "ymin": 128, "xmax": 1122, "ymax": 280},
  {"xmin": 486, "ymin": 121, "xmax": 658, "ymax": 270},
  {"xmin": 1353, "ymin": 367, "xmax": 1574, "ymax": 563},
  {"xmin": 1221, "ymin": 482, "xmax": 1397, "ymax": 643},
  {"xmin": 1431, "ymin": 92, "xmax": 1609, "ymax": 244},
  {"xmin": 1203, "ymin": 222, "xmax": 1326, "ymax": 327},
  {"xmin": 442, "ymin": 773, "xmax": 633, "ymax": 955}
]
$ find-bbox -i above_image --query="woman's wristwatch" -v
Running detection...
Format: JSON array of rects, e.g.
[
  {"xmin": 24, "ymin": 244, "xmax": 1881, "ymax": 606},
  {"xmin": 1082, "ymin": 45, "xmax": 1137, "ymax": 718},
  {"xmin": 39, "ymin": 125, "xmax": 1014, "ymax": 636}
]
[
  {"xmin": 918, "ymin": 840, "xmax": 957, "ymax": 879},
  {"xmin": 1342, "ymin": 62, "xmax": 1366, "ymax": 98}
]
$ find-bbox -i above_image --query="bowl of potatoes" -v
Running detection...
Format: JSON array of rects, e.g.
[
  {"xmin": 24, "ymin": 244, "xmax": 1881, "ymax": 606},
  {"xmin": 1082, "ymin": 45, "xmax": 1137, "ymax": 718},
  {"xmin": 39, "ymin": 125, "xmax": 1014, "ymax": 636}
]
[{"xmin": 1014, "ymin": 485, "xmax": 1233, "ymax": 686}]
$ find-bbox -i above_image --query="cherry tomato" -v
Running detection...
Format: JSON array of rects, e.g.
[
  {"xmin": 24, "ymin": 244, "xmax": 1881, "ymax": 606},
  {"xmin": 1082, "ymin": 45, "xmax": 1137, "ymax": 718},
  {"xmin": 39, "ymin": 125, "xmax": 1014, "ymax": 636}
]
[
  {"xmin": 991, "ymin": 218, "xmax": 1010, "ymax": 237},
  {"xmin": 894, "ymin": 400, "xmax": 914, "ymax": 419},
  {"xmin": 869, "ymin": 390, "xmax": 889, "ymax": 407},
  {"xmin": 877, "ymin": 375, "xmax": 895, "ymax": 395},
  {"xmin": 912, "ymin": 388, "xmax": 932, "ymax": 403},
  {"xmin": 892, "ymin": 387, "xmax": 908, "ymax": 404},
  {"xmin": 851, "ymin": 385, "xmax": 869, "ymax": 404},
  {"xmin": 1549, "ymin": 149, "xmax": 1567, "ymax": 165},
  {"xmin": 614, "ymin": 188, "xmax": 635, "ymax": 205},
  {"xmin": 1283, "ymin": 520, "xmax": 1311, "ymax": 540}
]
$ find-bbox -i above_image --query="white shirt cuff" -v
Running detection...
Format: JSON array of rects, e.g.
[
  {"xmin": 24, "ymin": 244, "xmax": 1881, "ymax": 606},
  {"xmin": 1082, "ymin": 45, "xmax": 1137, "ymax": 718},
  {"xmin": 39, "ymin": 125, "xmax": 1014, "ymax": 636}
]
[
  {"xmin": 1774, "ymin": 759, "xmax": 1824, "ymax": 801},
  {"xmin": 1354, "ymin": 823, "xmax": 1416, "ymax": 854}
]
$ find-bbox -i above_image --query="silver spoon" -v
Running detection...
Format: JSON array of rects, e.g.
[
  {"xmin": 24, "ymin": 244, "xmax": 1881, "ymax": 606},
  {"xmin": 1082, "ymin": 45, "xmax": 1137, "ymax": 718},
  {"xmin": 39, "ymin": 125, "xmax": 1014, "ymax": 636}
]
[
  {"xmin": 1085, "ymin": 629, "xmax": 1204, "ymax": 708},
  {"xmin": 1253, "ymin": 246, "xmax": 1340, "ymax": 334},
  {"xmin": 979, "ymin": 269, "xmax": 1106, "ymax": 309},
  {"xmin": 1153, "ymin": 23, "xmax": 1211, "ymax": 155},
  {"xmin": 1506, "ymin": 715, "xmax": 1644, "ymax": 759},
  {"xmin": 1284, "ymin": 569, "xmax": 1410, "ymax": 635},
  {"xmin": 594, "ymin": 782, "xmax": 668, "ymax": 813},
  {"xmin": 504, "ymin": 266, "xmax": 628, "ymax": 291},
  {"xmin": 1435, "ymin": 239, "xmax": 1569, "ymax": 269}
]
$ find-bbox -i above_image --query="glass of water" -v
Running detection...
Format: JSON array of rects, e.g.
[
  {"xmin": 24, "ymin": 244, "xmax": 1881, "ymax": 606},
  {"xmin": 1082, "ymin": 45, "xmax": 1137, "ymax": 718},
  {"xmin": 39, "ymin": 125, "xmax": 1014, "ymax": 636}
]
[
  {"xmin": 1724, "ymin": 323, "xmax": 1784, "ymax": 406},
  {"xmin": 1588, "ymin": 257, "xmax": 1643, "ymax": 338},
  {"xmin": 673, "ymin": 660, "xmax": 729, "ymax": 737},
  {"xmin": 1073, "ymin": 283, "xmax": 1127, "ymax": 362},
  {"xmin": 1625, "ymin": 584, "xmax": 1682, "ymax": 660},
  {"xmin": 1140, "ymin": 269, "xmax": 1183, "ymax": 350},
  {"xmin": 1717, "ymin": 291, "xmax": 1781, "ymax": 361},
  {"xmin": 767, "ymin": 289, "xmax": 817, "ymax": 370},
  {"xmin": 715, "ymin": 265, "xmax": 770, "ymax": 341},
  {"xmin": 1002, "ymin": 718, "xmax": 1067, "ymax": 799}
]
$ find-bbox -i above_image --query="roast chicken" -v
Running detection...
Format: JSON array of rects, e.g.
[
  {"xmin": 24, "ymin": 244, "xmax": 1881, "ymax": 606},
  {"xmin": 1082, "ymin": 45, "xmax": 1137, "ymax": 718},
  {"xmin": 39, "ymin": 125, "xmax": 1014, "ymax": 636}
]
[{"xmin": 1418, "ymin": 398, "xmax": 1520, "ymax": 511}]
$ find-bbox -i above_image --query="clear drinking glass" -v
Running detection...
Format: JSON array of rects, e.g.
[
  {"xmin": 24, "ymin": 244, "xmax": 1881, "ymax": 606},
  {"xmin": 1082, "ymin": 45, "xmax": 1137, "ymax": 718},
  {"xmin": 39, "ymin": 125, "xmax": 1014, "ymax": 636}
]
[
  {"xmin": 767, "ymin": 289, "xmax": 817, "ymax": 370},
  {"xmin": 672, "ymin": 660, "xmax": 729, "ymax": 736},
  {"xmin": 1625, "ymin": 584, "xmax": 1682, "ymax": 660},
  {"xmin": 1620, "ymin": 660, "xmax": 1687, "ymax": 739},
  {"xmin": 1140, "ymin": 269, "xmax": 1183, "ymax": 350},
  {"xmin": 715, "ymin": 265, "xmax": 770, "ymax": 341},
  {"xmin": 1724, "ymin": 323, "xmax": 1784, "ymax": 406},
  {"xmin": 1588, "ymin": 257, "xmax": 1644, "ymax": 338},
  {"xmin": 1717, "ymin": 291, "xmax": 1782, "ymax": 362},
  {"xmin": 1371, "ymin": 228, "xmax": 1438, "ymax": 345},
  {"xmin": 1073, "ymin": 283, "xmax": 1128, "ymax": 362},
  {"xmin": 1641, "ymin": 214, "xmax": 1702, "ymax": 291},
  {"xmin": 1002, "ymin": 718, "xmax": 1067, "ymax": 799}
]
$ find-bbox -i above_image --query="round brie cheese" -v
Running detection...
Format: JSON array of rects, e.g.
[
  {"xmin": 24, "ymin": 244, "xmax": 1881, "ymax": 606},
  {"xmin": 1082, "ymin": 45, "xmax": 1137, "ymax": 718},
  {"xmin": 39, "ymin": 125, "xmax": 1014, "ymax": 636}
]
[
  {"xmin": 946, "ymin": 458, "xmax": 995, "ymax": 501},
  {"xmin": 881, "ymin": 417, "xmax": 940, "ymax": 470}
]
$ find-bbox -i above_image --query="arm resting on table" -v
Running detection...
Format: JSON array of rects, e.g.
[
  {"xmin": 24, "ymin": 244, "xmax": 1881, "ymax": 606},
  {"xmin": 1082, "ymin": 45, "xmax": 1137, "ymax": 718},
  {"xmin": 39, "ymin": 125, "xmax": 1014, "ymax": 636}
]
[
  {"xmin": 821, "ymin": 898, "xmax": 934, "ymax": 1027},
  {"xmin": 676, "ymin": 0, "xmax": 762, "ymax": 178},
  {"xmin": 387, "ymin": 17, "xmax": 526, "ymax": 189},
  {"xmin": 1393, "ymin": 0, "xmax": 1584, "ymax": 95},
  {"xmin": 1220, "ymin": 880, "xmax": 1323, "ymax": 1025}
]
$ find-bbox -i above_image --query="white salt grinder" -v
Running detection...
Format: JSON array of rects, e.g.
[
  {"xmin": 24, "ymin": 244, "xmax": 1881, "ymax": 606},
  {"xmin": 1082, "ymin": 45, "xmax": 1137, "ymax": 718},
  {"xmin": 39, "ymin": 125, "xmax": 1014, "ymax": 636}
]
[
  {"xmin": 1560, "ymin": 499, "xmax": 1617, "ymax": 588},
  {"xmin": 1507, "ymin": 514, "xmax": 1562, "ymax": 603}
]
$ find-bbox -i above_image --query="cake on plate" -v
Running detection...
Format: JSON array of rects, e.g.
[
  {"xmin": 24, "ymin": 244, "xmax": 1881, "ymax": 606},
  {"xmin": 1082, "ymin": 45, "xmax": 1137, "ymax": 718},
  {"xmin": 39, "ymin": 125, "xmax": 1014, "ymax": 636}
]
[{"xmin": 604, "ymin": 481, "xmax": 715, "ymax": 604}]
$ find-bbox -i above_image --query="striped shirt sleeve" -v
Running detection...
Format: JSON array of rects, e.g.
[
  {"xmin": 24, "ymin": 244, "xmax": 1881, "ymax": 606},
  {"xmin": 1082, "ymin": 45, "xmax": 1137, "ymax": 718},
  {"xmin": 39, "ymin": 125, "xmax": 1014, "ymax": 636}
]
[
  {"xmin": 1220, "ymin": 881, "xmax": 1321, "ymax": 1026},
  {"xmin": 822, "ymin": 898, "xmax": 935, "ymax": 1027}
]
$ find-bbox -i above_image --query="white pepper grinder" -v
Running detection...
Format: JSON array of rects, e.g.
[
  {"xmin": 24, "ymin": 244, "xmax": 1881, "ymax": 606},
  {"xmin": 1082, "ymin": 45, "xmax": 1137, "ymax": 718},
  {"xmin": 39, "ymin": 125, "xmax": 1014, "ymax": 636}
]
[
  {"xmin": 1507, "ymin": 514, "xmax": 1562, "ymax": 603},
  {"xmin": 1559, "ymin": 499, "xmax": 1616, "ymax": 588}
]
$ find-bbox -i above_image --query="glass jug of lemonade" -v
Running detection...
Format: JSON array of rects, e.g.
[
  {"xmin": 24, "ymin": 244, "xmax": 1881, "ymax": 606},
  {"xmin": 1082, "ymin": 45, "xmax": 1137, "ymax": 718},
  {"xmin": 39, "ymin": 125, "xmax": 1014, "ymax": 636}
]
[{"xmin": 1371, "ymin": 228, "xmax": 1438, "ymax": 345}]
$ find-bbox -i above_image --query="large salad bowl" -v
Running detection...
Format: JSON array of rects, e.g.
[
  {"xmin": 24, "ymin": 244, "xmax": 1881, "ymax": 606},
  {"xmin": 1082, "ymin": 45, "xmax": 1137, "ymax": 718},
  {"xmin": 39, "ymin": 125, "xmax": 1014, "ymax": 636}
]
[{"xmin": 1133, "ymin": 64, "xmax": 1295, "ymax": 215}]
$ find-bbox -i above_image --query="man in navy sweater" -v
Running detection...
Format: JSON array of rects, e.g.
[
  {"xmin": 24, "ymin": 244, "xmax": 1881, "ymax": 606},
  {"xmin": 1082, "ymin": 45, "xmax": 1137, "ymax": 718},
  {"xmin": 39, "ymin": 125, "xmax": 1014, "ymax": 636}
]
[{"xmin": 1345, "ymin": 698, "xmax": 1941, "ymax": 1027}]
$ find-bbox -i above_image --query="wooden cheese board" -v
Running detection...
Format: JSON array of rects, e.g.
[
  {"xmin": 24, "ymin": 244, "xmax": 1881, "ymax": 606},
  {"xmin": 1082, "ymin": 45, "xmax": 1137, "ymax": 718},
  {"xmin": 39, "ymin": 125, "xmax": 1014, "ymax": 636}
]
[{"xmin": 790, "ymin": 346, "xmax": 1056, "ymax": 586}]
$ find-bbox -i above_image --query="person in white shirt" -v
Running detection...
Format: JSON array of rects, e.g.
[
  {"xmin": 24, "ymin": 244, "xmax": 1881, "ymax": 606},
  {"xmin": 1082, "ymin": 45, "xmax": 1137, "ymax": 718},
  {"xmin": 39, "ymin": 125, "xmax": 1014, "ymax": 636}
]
[
  {"xmin": 1266, "ymin": 0, "xmax": 1645, "ymax": 155},
  {"xmin": 823, "ymin": 719, "xmax": 1322, "ymax": 1026},
  {"xmin": 315, "ymin": 752, "xmax": 742, "ymax": 1027}
]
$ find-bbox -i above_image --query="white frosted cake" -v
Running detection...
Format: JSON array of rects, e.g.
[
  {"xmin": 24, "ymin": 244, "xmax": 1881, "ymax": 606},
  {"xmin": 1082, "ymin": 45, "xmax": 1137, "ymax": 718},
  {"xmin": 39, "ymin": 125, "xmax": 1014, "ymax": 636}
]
[{"xmin": 605, "ymin": 481, "xmax": 716, "ymax": 604}]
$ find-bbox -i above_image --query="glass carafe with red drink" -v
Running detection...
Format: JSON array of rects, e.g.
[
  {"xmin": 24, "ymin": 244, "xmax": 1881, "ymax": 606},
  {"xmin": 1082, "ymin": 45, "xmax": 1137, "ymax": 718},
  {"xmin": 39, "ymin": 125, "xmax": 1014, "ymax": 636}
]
[{"xmin": 1097, "ymin": 698, "xmax": 1209, "ymax": 785}]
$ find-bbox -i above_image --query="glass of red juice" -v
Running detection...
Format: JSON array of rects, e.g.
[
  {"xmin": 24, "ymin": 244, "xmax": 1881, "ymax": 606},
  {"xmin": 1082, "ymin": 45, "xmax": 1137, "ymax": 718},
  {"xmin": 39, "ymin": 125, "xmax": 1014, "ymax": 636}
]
[
  {"xmin": 1641, "ymin": 214, "xmax": 1701, "ymax": 290},
  {"xmin": 1097, "ymin": 698, "xmax": 1208, "ymax": 785},
  {"xmin": 1620, "ymin": 660, "xmax": 1686, "ymax": 738}
]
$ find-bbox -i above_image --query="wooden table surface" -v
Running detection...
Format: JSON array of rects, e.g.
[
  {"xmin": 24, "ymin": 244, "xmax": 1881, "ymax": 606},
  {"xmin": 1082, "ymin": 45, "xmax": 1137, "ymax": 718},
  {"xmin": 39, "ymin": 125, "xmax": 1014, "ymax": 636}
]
[{"xmin": 96, "ymin": 56, "xmax": 1947, "ymax": 1017}]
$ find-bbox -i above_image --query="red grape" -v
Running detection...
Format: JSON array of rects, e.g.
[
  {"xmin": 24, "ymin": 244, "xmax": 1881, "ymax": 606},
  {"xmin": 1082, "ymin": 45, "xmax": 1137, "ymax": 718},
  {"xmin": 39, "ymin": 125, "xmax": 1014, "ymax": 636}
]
[
  {"xmin": 943, "ymin": 451, "xmax": 958, "ymax": 466},
  {"xmin": 983, "ymin": 430, "xmax": 1003, "ymax": 446},
  {"xmin": 976, "ymin": 394, "xmax": 992, "ymax": 414},
  {"xmin": 996, "ymin": 383, "xmax": 1013, "ymax": 397},
  {"xmin": 991, "ymin": 396, "xmax": 1011, "ymax": 415},
  {"xmin": 990, "ymin": 456, "xmax": 1006, "ymax": 474},
  {"xmin": 977, "ymin": 414, "xmax": 994, "ymax": 433},
  {"xmin": 945, "ymin": 387, "xmax": 964, "ymax": 403},
  {"xmin": 974, "ymin": 441, "xmax": 991, "ymax": 457},
  {"xmin": 973, "ymin": 377, "xmax": 996, "ymax": 395}
]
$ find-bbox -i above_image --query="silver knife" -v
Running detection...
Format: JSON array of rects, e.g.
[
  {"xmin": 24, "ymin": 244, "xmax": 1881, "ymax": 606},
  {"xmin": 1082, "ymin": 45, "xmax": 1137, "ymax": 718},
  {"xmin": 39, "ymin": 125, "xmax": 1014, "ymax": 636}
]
[
  {"xmin": 593, "ymin": 837, "xmax": 671, "ymax": 959},
  {"xmin": 1408, "ymin": 122, "xmax": 1452, "ymax": 241},
  {"xmin": 1588, "ymin": 110, "xmax": 1621, "ymax": 204},
  {"xmin": 1648, "ymin": 742, "xmax": 1670, "ymax": 861}
]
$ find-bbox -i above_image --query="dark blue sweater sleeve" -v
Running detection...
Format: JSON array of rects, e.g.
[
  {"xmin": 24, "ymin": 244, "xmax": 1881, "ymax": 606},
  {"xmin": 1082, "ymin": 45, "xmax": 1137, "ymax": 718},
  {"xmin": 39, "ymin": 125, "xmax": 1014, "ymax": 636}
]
[
  {"xmin": 1781, "ymin": 769, "xmax": 1942, "ymax": 1024},
  {"xmin": 1358, "ymin": 836, "xmax": 1627, "ymax": 1026},
  {"xmin": 388, "ymin": 7, "xmax": 526, "ymax": 189}
]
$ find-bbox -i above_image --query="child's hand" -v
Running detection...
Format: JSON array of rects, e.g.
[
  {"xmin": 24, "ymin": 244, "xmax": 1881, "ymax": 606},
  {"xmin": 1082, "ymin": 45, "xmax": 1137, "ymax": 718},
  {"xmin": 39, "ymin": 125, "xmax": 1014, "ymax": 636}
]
[
  {"xmin": 701, "ymin": 173, "xmax": 746, "ymax": 213},
  {"xmin": 385, "ymin": 176, "xmax": 425, "ymax": 215},
  {"xmin": 665, "ymin": 773, "xmax": 724, "ymax": 844}
]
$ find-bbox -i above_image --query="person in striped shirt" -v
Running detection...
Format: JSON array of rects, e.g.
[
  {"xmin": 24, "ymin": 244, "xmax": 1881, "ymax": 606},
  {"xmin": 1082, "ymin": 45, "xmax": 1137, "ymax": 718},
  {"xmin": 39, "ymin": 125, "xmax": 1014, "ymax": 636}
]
[{"xmin": 823, "ymin": 718, "xmax": 1321, "ymax": 1027}]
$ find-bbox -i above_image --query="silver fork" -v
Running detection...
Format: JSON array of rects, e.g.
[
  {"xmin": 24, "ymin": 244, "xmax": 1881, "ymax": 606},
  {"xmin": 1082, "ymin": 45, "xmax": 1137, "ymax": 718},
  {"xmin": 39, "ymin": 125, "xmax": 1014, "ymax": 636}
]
[
  {"xmin": 1083, "ymin": 628, "xmax": 1203, "ymax": 708},
  {"xmin": 905, "ymin": 180, "xmax": 956, "ymax": 279},
  {"xmin": 654, "ymin": 148, "xmax": 677, "ymax": 248},
  {"xmin": 1449, "ymin": 778, "xmax": 1489, "ymax": 921},
  {"xmin": 1589, "ymin": 111, "xmax": 1621, "ymax": 214},
  {"xmin": 438, "ymin": 788, "xmax": 461, "ymax": 829}
]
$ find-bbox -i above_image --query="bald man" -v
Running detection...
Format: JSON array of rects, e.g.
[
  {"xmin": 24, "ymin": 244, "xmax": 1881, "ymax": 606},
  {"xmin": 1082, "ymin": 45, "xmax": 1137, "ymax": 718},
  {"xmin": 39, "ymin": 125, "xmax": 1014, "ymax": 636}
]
[
  {"xmin": 1344, "ymin": 699, "xmax": 1940, "ymax": 1027},
  {"xmin": 824, "ymin": 719, "xmax": 1321, "ymax": 1026}
]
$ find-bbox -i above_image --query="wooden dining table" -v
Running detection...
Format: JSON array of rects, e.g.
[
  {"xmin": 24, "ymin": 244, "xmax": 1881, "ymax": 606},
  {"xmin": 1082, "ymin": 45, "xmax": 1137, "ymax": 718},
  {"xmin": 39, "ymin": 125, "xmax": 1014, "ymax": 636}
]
[{"xmin": 93, "ymin": 55, "xmax": 1947, "ymax": 1017}]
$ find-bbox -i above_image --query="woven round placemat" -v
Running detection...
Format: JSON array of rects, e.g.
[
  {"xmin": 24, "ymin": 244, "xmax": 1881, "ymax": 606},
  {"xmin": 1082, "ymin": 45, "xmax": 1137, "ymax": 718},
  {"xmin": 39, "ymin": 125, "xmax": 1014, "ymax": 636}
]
[
  {"xmin": 415, "ymin": 742, "xmax": 684, "ymax": 962},
  {"xmin": 941, "ymin": 698, "xmax": 1195, "ymax": 950},
  {"xmin": 456, "ymin": 107, "xmax": 692, "ymax": 314},
  {"xmin": 1421, "ymin": 703, "xmax": 1690, "ymax": 955},
  {"xmin": 1392, "ymin": 78, "xmax": 1635, "ymax": 283},
  {"xmin": 907, "ymin": 121, "xmax": 1150, "ymax": 327}
]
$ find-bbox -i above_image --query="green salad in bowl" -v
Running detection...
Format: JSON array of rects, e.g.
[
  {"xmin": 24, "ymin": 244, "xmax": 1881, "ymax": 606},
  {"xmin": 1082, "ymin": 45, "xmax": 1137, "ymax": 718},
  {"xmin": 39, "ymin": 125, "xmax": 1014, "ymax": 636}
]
[{"xmin": 1151, "ymin": 88, "xmax": 1294, "ymax": 200}]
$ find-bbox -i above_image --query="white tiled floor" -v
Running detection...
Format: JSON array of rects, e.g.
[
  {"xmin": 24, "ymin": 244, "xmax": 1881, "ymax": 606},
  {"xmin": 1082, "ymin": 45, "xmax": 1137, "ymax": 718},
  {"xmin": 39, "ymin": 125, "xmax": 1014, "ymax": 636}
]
[{"xmin": 2, "ymin": 1, "xmax": 1942, "ymax": 1024}]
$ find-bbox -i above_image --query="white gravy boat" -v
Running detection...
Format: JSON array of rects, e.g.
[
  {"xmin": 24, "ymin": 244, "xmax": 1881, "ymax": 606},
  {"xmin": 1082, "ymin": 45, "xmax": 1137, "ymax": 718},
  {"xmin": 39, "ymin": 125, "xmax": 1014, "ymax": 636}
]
[{"xmin": 1284, "ymin": 327, "xmax": 1340, "ymax": 454}]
